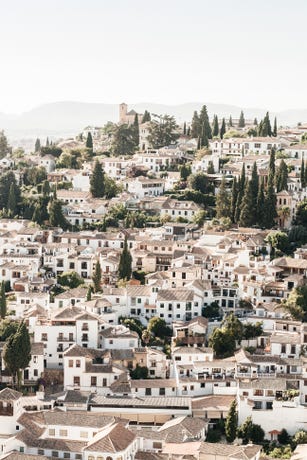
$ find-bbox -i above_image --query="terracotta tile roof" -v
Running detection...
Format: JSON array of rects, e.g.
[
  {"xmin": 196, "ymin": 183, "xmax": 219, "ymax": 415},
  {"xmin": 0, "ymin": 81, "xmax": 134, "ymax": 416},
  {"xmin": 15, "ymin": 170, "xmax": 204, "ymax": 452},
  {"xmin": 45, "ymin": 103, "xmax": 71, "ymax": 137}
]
[{"xmin": 86, "ymin": 422, "xmax": 135, "ymax": 453}]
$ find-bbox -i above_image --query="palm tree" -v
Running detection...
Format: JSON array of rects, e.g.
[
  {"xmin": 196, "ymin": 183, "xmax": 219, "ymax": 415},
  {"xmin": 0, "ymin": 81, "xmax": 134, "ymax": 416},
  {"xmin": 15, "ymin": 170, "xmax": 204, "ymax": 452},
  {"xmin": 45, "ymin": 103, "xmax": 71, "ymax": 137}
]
[{"xmin": 278, "ymin": 206, "xmax": 290, "ymax": 228}]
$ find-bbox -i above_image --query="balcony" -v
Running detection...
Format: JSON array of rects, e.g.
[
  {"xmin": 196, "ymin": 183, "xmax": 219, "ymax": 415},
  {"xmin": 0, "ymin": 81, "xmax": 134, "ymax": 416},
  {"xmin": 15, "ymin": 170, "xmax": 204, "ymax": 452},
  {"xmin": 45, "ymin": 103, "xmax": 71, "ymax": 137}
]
[{"xmin": 57, "ymin": 337, "xmax": 72, "ymax": 342}]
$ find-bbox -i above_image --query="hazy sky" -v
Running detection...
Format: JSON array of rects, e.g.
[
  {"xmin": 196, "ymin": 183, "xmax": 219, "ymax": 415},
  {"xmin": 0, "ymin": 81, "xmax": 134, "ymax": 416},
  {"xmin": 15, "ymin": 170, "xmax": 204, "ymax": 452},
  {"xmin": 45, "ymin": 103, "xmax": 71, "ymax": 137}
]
[{"xmin": 1, "ymin": 0, "xmax": 307, "ymax": 113}]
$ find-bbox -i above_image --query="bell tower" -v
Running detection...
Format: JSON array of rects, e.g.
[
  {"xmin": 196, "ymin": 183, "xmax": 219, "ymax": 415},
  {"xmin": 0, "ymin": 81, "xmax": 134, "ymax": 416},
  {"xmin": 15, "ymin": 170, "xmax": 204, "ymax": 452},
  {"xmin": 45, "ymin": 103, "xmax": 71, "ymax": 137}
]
[{"xmin": 119, "ymin": 103, "xmax": 128, "ymax": 124}]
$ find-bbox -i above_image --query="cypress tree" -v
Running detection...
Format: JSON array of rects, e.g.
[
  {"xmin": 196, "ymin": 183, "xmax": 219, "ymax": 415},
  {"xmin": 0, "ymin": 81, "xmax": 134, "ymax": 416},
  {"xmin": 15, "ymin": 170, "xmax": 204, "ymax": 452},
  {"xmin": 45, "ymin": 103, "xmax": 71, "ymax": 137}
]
[
  {"xmin": 199, "ymin": 105, "xmax": 212, "ymax": 147},
  {"xmin": 239, "ymin": 181, "xmax": 255, "ymax": 227},
  {"xmin": 273, "ymin": 117, "xmax": 277, "ymax": 137},
  {"xmin": 86, "ymin": 132, "xmax": 93, "ymax": 150},
  {"xmin": 304, "ymin": 161, "xmax": 307, "ymax": 189},
  {"xmin": 238, "ymin": 110, "xmax": 245, "ymax": 128},
  {"xmin": 250, "ymin": 162, "xmax": 259, "ymax": 214},
  {"xmin": 133, "ymin": 114, "xmax": 140, "ymax": 148},
  {"xmin": 225, "ymin": 400, "xmax": 238, "ymax": 443},
  {"xmin": 92, "ymin": 260, "xmax": 102, "ymax": 292},
  {"xmin": 141, "ymin": 110, "xmax": 151, "ymax": 123},
  {"xmin": 230, "ymin": 177, "xmax": 238, "ymax": 223},
  {"xmin": 187, "ymin": 126, "xmax": 191, "ymax": 136},
  {"xmin": 254, "ymin": 118, "xmax": 258, "ymax": 126},
  {"xmin": 220, "ymin": 118, "xmax": 226, "ymax": 139},
  {"xmin": 263, "ymin": 181, "xmax": 277, "ymax": 228},
  {"xmin": 229, "ymin": 115, "xmax": 233, "ymax": 127},
  {"xmin": 275, "ymin": 159, "xmax": 288, "ymax": 192},
  {"xmin": 191, "ymin": 111, "xmax": 201, "ymax": 138},
  {"xmin": 7, "ymin": 183, "xmax": 17, "ymax": 216},
  {"xmin": 216, "ymin": 176, "xmax": 231, "ymax": 219},
  {"xmin": 0, "ymin": 281, "xmax": 6, "ymax": 318},
  {"xmin": 118, "ymin": 237, "xmax": 132, "ymax": 280},
  {"xmin": 46, "ymin": 137, "xmax": 49, "ymax": 147},
  {"xmin": 183, "ymin": 122, "xmax": 187, "ymax": 135},
  {"xmin": 90, "ymin": 160, "xmax": 105, "ymax": 198},
  {"xmin": 256, "ymin": 179, "xmax": 266, "ymax": 227},
  {"xmin": 301, "ymin": 160, "xmax": 305, "ymax": 188},
  {"xmin": 212, "ymin": 115, "xmax": 219, "ymax": 137},
  {"xmin": 268, "ymin": 149, "xmax": 276, "ymax": 184},
  {"xmin": 235, "ymin": 164, "xmax": 246, "ymax": 223},
  {"xmin": 34, "ymin": 138, "xmax": 41, "ymax": 153}
]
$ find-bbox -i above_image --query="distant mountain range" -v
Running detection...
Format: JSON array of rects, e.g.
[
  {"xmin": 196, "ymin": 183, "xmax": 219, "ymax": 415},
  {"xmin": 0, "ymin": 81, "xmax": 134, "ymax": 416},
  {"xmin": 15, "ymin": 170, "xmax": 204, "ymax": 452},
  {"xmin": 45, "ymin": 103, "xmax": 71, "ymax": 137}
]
[{"xmin": 1, "ymin": 101, "xmax": 307, "ymax": 143}]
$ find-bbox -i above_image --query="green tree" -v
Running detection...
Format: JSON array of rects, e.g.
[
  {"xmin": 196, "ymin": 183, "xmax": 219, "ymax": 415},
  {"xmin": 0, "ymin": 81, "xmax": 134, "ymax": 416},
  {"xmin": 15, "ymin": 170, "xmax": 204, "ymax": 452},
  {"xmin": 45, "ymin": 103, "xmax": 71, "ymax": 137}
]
[
  {"xmin": 130, "ymin": 364, "xmax": 149, "ymax": 379},
  {"xmin": 220, "ymin": 118, "xmax": 226, "ymax": 139},
  {"xmin": 222, "ymin": 313, "xmax": 243, "ymax": 342},
  {"xmin": 301, "ymin": 159, "xmax": 305, "ymax": 188},
  {"xmin": 147, "ymin": 114, "xmax": 179, "ymax": 148},
  {"xmin": 237, "ymin": 417, "xmax": 265, "ymax": 444},
  {"xmin": 275, "ymin": 159, "xmax": 288, "ymax": 192},
  {"xmin": 189, "ymin": 173, "xmax": 213, "ymax": 194},
  {"xmin": 266, "ymin": 231, "xmax": 289, "ymax": 258},
  {"xmin": 234, "ymin": 164, "xmax": 246, "ymax": 223},
  {"xmin": 132, "ymin": 113, "xmax": 140, "ymax": 148},
  {"xmin": 212, "ymin": 114, "xmax": 219, "ymax": 137},
  {"xmin": 239, "ymin": 180, "xmax": 255, "ymax": 227},
  {"xmin": 268, "ymin": 148, "xmax": 276, "ymax": 183},
  {"xmin": 112, "ymin": 124, "xmax": 138, "ymax": 155},
  {"xmin": 48, "ymin": 199, "xmax": 71, "ymax": 230},
  {"xmin": 118, "ymin": 237, "xmax": 132, "ymax": 280},
  {"xmin": 0, "ymin": 130, "xmax": 10, "ymax": 159},
  {"xmin": 216, "ymin": 176, "xmax": 231, "ymax": 219},
  {"xmin": 199, "ymin": 105, "xmax": 212, "ymax": 147},
  {"xmin": 183, "ymin": 121, "xmax": 187, "ymax": 135},
  {"xmin": 202, "ymin": 301, "xmax": 221, "ymax": 319},
  {"xmin": 3, "ymin": 321, "xmax": 31, "ymax": 388},
  {"xmin": 86, "ymin": 132, "xmax": 93, "ymax": 150},
  {"xmin": 179, "ymin": 164, "xmax": 191, "ymax": 181},
  {"xmin": 0, "ymin": 281, "xmax": 7, "ymax": 318},
  {"xmin": 0, "ymin": 172, "xmax": 21, "ymax": 212},
  {"xmin": 230, "ymin": 177, "xmax": 238, "ymax": 223},
  {"xmin": 238, "ymin": 110, "xmax": 245, "ymax": 128},
  {"xmin": 191, "ymin": 111, "xmax": 201, "ymax": 138},
  {"xmin": 58, "ymin": 271, "xmax": 84, "ymax": 289},
  {"xmin": 228, "ymin": 115, "xmax": 233, "ymax": 127},
  {"xmin": 92, "ymin": 260, "xmax": 102, "ymax": 292},
  {"xmin": 256, "ymin": 179, "xmax": 266, "ymax": 227},
  {"xmin": 40, "ymin": 146, "xmax": 62, "ymax": 157},
  {"xmin": 209, "ymin": 327, "xmax": 236, "ymax": 358},
  {"xmin": 141, "ymin": 110, "xmax": 151, "ymax": 123},
  {"xmin": 254, "ymin": 117, "xmax": 258, "ymax": 126},
  {"xmin": 242, "ymin": 322, "xmax": 263, "ymax": 340},
  {"xmin": 148, "ymin": 317, "xmax": 172, "ymax": 338},
  {"xmin": 7, "ymin": 183, "xmax": 17, "ymax": 216},
  {"xmin": 294, "ymin": 199, "xmax": 307, "ymax": 227},
  {"xmin": 90, "ymin": 160, "xmax": 105, "ymax": 198},
  {"xmin": 34, "ymin": 138, "xmax": 41, "ymax": 153},
  {"xmin": 0, "ymin": 319, "xmax": 19, "ymax": 341},
  {"xmin": 293, "ymin": 430, "xmax": 307, "ymax": 445},
  {"xmin": 273, "ymin": 117, "xmax": 277, "ymax": 137},
  {"xmin": 225, "ymin": 400, "xmax": 238, "ymax": 442},
  {"xmin": 207, "ymin": 161, "xmax": 215, "ymax": 174},
  {"xmin": 278, "ymin": 429, "xmax": 290, "ymax": 445},
  {"xmin": 263, "ymin": 180, "xmax": 277, "ymax": 228},
  {"xmin": 283, "ymin": 285, "xmax": 307, "ymax": 321},
  {"xmin": 250, "ymin": 162, "xmax": 259, "ymax": 210}
]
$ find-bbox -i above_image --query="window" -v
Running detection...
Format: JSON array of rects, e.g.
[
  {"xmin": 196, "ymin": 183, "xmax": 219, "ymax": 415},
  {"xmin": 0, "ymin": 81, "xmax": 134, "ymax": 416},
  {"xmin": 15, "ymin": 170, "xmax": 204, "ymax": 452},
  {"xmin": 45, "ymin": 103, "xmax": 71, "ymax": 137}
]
[
  {"xmin": 73, "ymin": 376, "xmax": 80, "ymax": 386},
  {"xmin": 59, "ymin": 430, "xmax": 68, "ymax": 437},
  {"xmin": 145, "ymin": 388, "xmax": 152, "ymax": 395},
  {"xmin": 41, "ymin": 333, "xmax": 48, "ymax": 341},
  {"xmin": 38, "ymin": 450, "xmax": 44, "ymax": 455},
  {"xmin": 52, "ymin": 452, "xmax": 59, "ymax": 458},
  {"xmin": 153, "ymin": 442, "xmax": 162, "ymax": 449},
  {"xmin": 34, "ymin": 369, "xmax": 38, "ymax": 377},
  {"xmin": 291, "ymin": 345, "xmax": 296, "ymax": 354},
  {"xmin": 80, "ymin": 431, "xmax": 88, "ymax": 438},
  {"xmin": 103, "ymin": 378, "xmax": 107, "ymax": 387},
  {"xmin": 49, "ymin": 429, "xmax": 55, "ymax": 436},
  {"xmin": 91, "ymin": 376, "xmax": 97, "ymax": 386},
  {"xmin": 253, "ymin": 401, "xmax": 262, "ymax": 410},
  {"xmin": 75, "ymin": 455, "xmax": 82, "ymax": 460},
  {"xmin": 76, "ymin": 360, "xmax": 81, "ymax": 368},
  {"xmin": 19, "ymin": 448, "xmax": 24, "ymax": 453},
  {"xmin": 69, "ymin": 360, "xmax": 73, "ymax": 368},
  {"xmin": 88, "ymin": 456, "xmax": 94, "ymax": 460},
  {"xmin": 159, "ymin": 388, "xmax": 165, "ymax": 395},
  {"xmin": 64, "ymin": 454, "xmax": 70, "ymax": 459},
  {"xmin": 281, "ymin": 345, "xmax": 286, "ymax": 353}
]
